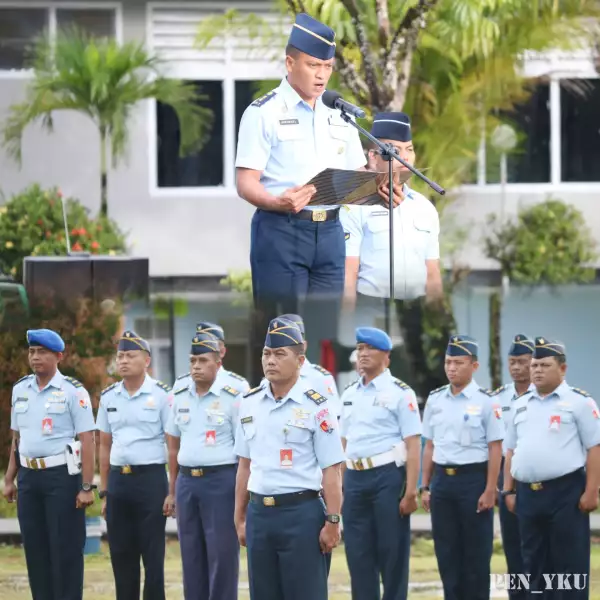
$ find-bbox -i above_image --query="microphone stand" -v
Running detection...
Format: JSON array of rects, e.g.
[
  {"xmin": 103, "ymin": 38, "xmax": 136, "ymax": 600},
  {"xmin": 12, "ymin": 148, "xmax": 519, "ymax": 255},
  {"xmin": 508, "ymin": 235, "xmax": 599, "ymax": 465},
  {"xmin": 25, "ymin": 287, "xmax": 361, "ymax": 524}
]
[{"xmin": 338, "ymin": 110, "xmax": 446, "ymax": 335}]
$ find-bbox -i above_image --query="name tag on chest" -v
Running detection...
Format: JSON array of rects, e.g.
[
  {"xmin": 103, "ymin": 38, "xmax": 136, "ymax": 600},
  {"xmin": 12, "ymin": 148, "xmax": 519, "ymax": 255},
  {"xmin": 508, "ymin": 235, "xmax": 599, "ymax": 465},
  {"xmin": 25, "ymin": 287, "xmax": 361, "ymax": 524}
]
[{"xmin": 279, "ymin": 119, "xmax": 299, "ymax": 126}]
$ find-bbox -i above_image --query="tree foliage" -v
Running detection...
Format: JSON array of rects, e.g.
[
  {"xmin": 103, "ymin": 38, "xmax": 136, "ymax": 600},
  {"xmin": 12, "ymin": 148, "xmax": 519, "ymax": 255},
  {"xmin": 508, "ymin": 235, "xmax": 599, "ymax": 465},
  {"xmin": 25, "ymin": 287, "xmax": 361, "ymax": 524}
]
[{"xmin": 1, "ymin": 28, "xmax": 213, "ymax": 217}]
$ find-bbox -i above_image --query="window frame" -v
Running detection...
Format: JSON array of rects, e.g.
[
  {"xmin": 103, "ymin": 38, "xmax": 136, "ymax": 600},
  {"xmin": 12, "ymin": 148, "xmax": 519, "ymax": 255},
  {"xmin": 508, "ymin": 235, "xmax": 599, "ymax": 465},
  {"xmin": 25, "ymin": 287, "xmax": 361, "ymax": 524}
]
[{"xmin": 0, "ymin": 1, "xmax": 124, "ymax": 79}]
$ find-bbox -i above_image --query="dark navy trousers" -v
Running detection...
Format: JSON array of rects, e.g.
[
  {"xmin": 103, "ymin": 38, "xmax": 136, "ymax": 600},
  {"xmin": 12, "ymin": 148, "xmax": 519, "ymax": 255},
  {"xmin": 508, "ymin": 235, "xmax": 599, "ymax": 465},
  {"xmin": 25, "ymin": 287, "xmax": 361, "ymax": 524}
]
[
  {"xmin": 106, "ymin": 465, "xmax": 167, "ymax": 600},
  {"xmin": 17, "ymin": 465, "xmax": 85, "ymax": 600},
  {"xmin": 516, "ymin": 469, "xmax": 590, "ymax": 599},
  {"xmin": 430, "ymin": 464, "xmax": 493, "ymax": 600},
  {"xmin": 175, "ymin": 467, "xmax": 239, "ymax": 600},
  {"xmin": 498, "ymin": 457, "xmax": 525, "ymax": 600},
  {"xmin": 246, "ymin": 496, "xmax": 328, "ymax": 600},
  {"xmin": 342, "ymin": 463, "xmax": 410, "ymax": 600}
]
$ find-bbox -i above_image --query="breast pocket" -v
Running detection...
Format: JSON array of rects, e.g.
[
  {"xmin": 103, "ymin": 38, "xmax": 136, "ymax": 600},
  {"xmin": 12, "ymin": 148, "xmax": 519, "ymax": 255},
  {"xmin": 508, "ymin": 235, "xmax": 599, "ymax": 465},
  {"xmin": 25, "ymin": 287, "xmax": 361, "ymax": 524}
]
[
  {"xmin": 276, "ymin": 125, "xmax": 310, "ymax": 162},
  {"xmin": 558, "ymin": 409, "xmax": 575, "ymax": 425},
  {"xmin": 367, "ymin": 218, "xmax": 389, "ymax": 250},
  {"xmin": 107, "ymin": 409, "xmax": 121, "ymax": 426},
  {"xmin": 286, "ymin": 424, "xmax": 312, "ymax": 444},
  {"xmin": 328, "ymin": 123, "xmax": 350, "ymax": 165},
  {"xmin": 429, "ymin": 413, "xmax": 448, "ymax": 440},
  {"xmin": 467, "ymin": 415, "xmax": 484, "ymax": 441},
  {"xmin": 176, "ymin": 411, "xmax": 191, "ymax": 430},
  {"xmin": 242, "ymin": 423, "xmax": 257, "ymax": 442},
  {"xmin": 139, "ymin": 407, "xmax": 159, "ymax": 423},
  {"xmin": 411, "ymin": 218, "xmax": 432, "ymax": 254},
  {"xmin": 14, "ymin": 401, "xmax": 29, "ymax": 428},
  {"xmin": 47, "ymin": 401, "xmax": 67, "ymax": 415}
]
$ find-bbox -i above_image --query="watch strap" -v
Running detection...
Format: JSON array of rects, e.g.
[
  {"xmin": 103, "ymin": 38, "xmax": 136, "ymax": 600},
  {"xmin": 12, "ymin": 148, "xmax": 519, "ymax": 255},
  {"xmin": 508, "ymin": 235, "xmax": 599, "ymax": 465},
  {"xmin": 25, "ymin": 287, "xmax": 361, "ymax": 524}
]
[
  {"xmin": 98, "ymin": 490, "xmax": 108, "ymax": 499},
  {"xmin": 326, "ymin": 514, "xmax": 341, "ymax": 524},
  {"xmin": 419, "ymin": 486, "xmax": 430, "ymax": 493}
]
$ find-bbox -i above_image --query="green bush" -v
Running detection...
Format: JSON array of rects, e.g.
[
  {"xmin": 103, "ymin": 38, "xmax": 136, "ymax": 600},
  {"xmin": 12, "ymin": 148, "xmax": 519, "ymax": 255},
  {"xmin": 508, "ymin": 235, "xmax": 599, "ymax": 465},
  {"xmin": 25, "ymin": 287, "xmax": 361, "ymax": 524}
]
[{"xmin": 0, "ymin": 184, "xmax": 127, "ymax": 281}]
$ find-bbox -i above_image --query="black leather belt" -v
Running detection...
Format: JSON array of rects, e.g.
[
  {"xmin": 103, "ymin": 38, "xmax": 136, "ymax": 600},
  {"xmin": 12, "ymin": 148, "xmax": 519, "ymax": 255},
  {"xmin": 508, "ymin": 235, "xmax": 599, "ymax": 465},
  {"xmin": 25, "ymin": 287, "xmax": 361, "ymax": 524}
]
[
  {"xmin": 516, "ymin": 467, "xmax": 585, "ymax": 491},
  {"xmin": 179, "ymin": 464, "xmax": 236, "ymax": 477},
  {"xmin": 434, "ymin": 462, "xmax": 488, "ymax": 476},
  {"xmin": 264, "ymin": 208, "xmax": 340, "ymax": 222},
  {"xmin": 110, "ymin": 464, "xmax": 165, "ymax": 475},
  {"xmin": 249, "ymin": 489, "xmax": 320, "ymax": 507}
]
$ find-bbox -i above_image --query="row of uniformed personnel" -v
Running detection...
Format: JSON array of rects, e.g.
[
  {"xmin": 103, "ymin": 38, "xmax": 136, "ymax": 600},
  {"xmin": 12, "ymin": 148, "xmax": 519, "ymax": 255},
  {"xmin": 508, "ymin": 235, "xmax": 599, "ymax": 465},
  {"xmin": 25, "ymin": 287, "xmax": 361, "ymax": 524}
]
[{"xmin": 5, "ymin": 323, "xmax": 600, "ymax": 600}]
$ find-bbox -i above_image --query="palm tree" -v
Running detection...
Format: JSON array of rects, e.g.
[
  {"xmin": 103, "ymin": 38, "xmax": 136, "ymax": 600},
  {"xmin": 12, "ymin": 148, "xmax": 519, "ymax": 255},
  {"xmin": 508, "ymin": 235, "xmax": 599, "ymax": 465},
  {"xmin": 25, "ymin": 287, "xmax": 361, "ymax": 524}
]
[{"xmin": 2, "ymin": 28, "xmax": 212, "ymax": 218}]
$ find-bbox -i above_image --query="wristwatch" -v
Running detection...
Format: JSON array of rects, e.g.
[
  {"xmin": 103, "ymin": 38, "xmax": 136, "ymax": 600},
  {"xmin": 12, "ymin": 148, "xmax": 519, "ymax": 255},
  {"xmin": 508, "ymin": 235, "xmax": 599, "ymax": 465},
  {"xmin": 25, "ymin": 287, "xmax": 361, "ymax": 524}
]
[
  {"xmin": 326, "ymin": 514, "xmax": 341, "ymax": 524},
  {"xmin": 419, "ymin": 486, "xmax": 430, "ymax": 494},
  {"xmin": 501, "ymin": 490, "xmax": 516, "ymax": 498},
  {"xmin": 81, "ymin": 483, "xmax": 97, "ymax": 493},
  {"xmin": 98, "ymin": 490, "xmax": 108, "ymax": 499}
]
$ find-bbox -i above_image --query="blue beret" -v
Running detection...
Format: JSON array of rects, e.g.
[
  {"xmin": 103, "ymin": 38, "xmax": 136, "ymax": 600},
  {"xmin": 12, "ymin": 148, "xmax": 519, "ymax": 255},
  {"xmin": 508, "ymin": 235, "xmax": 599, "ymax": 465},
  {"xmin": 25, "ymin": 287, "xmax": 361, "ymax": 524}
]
[
  {"xmin": 196, "ymin": 322, "xmax": 224, "ymax": 341},
  {"xmin": 117, "ymin": 330, "xmax": 151, "ymax": 354},
  {"xmin": 277, "ymin": 314, "xmax": 305, "ymax": 337},
  {"xmin": 26, "ymin": 329, "xmax": 65, "ymax": 353},
  {"xmin": 371, "ymin": 112, "xmax": 412, "ymax": 143},
  {"xmin": 509, "ymin": 334, "xmax": 534, "ymax": 356},
  {"xmin": 447, "ymin": 334, "xmax": 478, "ymax": 358},
  {"xmin": 191, "ymin": 332, "xmax": 221, "ymax": 355},
  {"xmin": 265, "ymin": 318, "xmax": 304, "ymax": 349},
  {"xmin": 355, "ymin": 327, "xmax": 392, "ymax": 352},
  {"xmin": 533, "ymin": 337, "xmax": 565, "ymax": 359},
  {"xmin": 288, "ymin": 13, "xmax": 336, "ymax": 61}
]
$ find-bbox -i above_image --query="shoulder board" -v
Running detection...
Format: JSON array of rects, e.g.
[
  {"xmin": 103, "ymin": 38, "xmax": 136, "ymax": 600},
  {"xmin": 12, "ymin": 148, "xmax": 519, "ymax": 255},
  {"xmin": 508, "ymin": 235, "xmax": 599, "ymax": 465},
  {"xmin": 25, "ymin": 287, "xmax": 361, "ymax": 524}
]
[
  {"xmin": 393, "ymin": 379, "xmax": 410, "ymax": 390},
  {"xmin": 479, "ymin": 388, "xmax": 494, "ymax": 397},
  {"xmin": 344, "ymin": 378, "xmax": 359, "ymax": 390},
  {"xmin": 252, "ymin": 90, "xmax": 277, "ymax": 107},
  {"xmin": 175, "ymin": 372, "xmax": 190, "ymax": 381},
  {"xmin": 305, "ymin": 389, "xmax": 326, "ymax": 405},
  {"xmin": 227, "ymin": 371, "xmax": 247, "ymax": 382},
  {"xmin": 491, "ymin": 384, "xmax": 508, "ymax": 396},
  {"xmin": 15, "ymin": 374, "xmax": 33, "ymax": 385},
  {"xmin": 222, "ymin": 385, "xmax": 240, "ymax": 397},
  {"xmin": 155, "ymin": 380, "xmax": 172, "ymax": 393},
  {"xmin": 63, "ymin": 376, "xmax": 83, "ymax": 389},
  {"xmin": 101, "ymin": 382, "xmax": 118, "ymax": 396},
  {"xmin": 243, "ymin": 385, "xmax": 265, "ymax": 398},
  {"xmin": 429, "ymin": 385, "xmax": 449, "ymax": 396},
  {"xmin": 174, "ymin": 387, "xmax": 188, "ymax": 396},
  {"xmin": 312, "ymin": 364, "xmax": 331, "ymax": 377},
  {"xmin": 571, "ymin": 387, "xmax": 590, "ymax": 398}
]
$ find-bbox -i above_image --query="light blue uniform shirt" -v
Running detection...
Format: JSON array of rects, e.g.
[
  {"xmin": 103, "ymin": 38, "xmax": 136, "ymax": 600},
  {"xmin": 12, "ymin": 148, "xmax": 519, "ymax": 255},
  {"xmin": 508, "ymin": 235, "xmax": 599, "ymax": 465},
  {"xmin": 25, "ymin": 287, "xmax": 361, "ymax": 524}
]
[
  {"xmin": 235, "ymin": 77, "xmax": 367, "ymax": 211},
  {"xmin": 173, "ymin": 366, "xmax": 250, "ymax": 395},
  {"xmin": 10, "ymin": 371, "xmax": 95, "ymax": 458},
  {"xmin": 340, "ymin": 369, "xmax": 422, "ymax": 460},
  {"xmin": 96, "ymin": 376, "xmax": 171, "ymax": 466},
  {"xmin": 422, "ymin": 380, "xmax": 505, "ymax": 465},
  {"xmin": 506, "ymin": 381, "xmax": 600, "ymax": 483},
  {"xmin": 492, "ymin": 382, "xmax": 535, "ymax": 455},
  {"xmin": 234, "ymin": 380, "xmax": 345, "ymax": 495},
  {"xmin": 340, "ymin": 186, "xmax": 440, "ymax": 299},
  {"xmin": 165, "ymin": 380, "xmax": 241, "ymax": 467}
]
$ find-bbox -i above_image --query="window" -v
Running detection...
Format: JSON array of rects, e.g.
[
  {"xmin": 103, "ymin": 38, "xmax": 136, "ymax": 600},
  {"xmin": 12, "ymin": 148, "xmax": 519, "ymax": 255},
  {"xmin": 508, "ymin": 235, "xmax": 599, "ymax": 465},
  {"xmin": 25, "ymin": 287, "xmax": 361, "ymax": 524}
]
[
  {"xmin": 560, "ymin": 79, "xmax": 600, "ymax": 182},
  {"xmin": 486, "ymin": 82, "xmax": 551, "ymax": 184},
  {"xmin": 157, "ymin": 80, "xmax": 224, "ymax": 188},
  {"xmin": 0, "ymin": 6, "xmax": 118, "ymax": 72},
  {"xmin": 234, "ymin": 79, "xmax": 279, "ymax": 147},
  {"xmin": 0, "ymin": 8, "xmax": 47, "ymax": 70}
]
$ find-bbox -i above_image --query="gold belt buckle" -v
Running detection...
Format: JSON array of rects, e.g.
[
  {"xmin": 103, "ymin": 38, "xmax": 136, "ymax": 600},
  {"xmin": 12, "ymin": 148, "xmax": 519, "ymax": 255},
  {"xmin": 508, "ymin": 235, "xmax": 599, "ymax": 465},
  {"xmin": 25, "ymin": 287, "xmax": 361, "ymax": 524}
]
[
  {"xmin": 263, "ymin": 496, "xmax": 276, "ymax": 507},
  {"xmin": 312, "ymin": 210, "xmax": 326, "ymax": 222},
  {"xmin": 121, "ymin": 465, "xmax": 132, "ymax": 475},
  {"xmin": 530, "ymin": 482, "xmax": 543, "ymax": 491},
  {"xmin": 445, "ymin": 468, "xmax": 457, "ymax": 476},
  {"xmin": 28, "ymin": 458, "xmax": 38, "ymax": 470},
  {"xmin": 191, "ymin": 469, "xmax": 203, "ymax": 477},
  {"xmin": 354, "ymin": 459, "xmax": 364, "ymax": 470}
]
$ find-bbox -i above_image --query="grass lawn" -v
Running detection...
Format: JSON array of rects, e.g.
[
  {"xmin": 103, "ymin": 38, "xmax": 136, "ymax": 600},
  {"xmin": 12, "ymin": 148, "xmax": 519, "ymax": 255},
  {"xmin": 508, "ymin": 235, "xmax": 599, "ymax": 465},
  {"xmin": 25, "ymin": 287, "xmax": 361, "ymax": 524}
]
[{"xmin": 1, "ymin": 537, "xmax": 600, "ymax": 599}]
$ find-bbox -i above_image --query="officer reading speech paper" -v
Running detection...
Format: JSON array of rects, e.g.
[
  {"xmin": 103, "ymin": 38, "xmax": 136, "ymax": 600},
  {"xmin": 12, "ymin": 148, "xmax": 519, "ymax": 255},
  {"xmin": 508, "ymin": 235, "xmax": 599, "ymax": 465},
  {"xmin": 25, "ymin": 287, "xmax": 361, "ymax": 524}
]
[{"xmin": 235, "ymin": 13, "xmax": 366, "ymax": 329}]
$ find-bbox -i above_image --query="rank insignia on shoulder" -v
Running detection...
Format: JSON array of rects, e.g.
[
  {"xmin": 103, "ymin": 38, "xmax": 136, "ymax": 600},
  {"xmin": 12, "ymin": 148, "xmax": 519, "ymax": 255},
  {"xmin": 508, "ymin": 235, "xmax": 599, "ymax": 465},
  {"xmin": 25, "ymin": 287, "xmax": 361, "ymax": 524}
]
[
  {"xmin": 64, "ymin": 376, "xmax": 83, "ymax": 388},
  {"xmin": 175, "ymin": 372, "xmax": 190, "ymax": 381},
  {"xmin": 313, "ymin": 365, "xmax": 331, "ymax": 377},
  {"xmin": 571, "ymin": 387, "xmax": 590, "ymax": 397},
  {"xmin": 15, "ymin": 374, "xmax": 33, "ymax": 385},
  {"xmin": 251, "ymin": 90, "xmax": 277, "ymax": 107},
  {"xmin": 492, "ymin": 384, "xmax": 507, "ymax": 395},
  {"xmin": 241, "ymin": 416, "xmax": 253, "ymax": 424},
  {"xmin": 174, "ymin": 387, "xmax": 187, "ymax": 396},
  {"xmin": 222, "ymin": 386, "xmax": 240, "ymax": 397},
  {"xmin": 101, "ymin": 382, "xmax": 118, "ymax": 396},
  {"xmin": 429, "ymin": 385, "xmax": 448, "ymax": 396},
  {"xmin": 155, "ymin": 380, "xmax": 172, "ymax": 392},
  {"xmin": 243, "ymin": 385, "xmax": 265, "ymax": 398},
  {"xmin": 343, "ymin": 401, "xmax": 353, "ymax": 406},
  {"xmin": 305, "ymin": 390, "xmax": 326, "ymax": 405},
  {"xmin": 479, "ymin": 388, "xmax": 494, "ymax": 396},
  {"xmin": 393, "ymin": 379, "xmax": 410, "ymax": 390},
  {"xmin": 228, "ymin": 371, "xmax": 246, "ymax": 382}
]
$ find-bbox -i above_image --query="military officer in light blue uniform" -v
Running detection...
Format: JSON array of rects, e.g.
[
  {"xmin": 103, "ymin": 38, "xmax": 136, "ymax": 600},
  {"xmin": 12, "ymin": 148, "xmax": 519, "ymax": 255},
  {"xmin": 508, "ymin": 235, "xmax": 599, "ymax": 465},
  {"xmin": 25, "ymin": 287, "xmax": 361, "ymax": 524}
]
[
  {"xmin": 173, "ymin": 322, "xmax": 250, "ymax": 394},
  {"xmin": 96, "ymin": 330, "xmax": 171, "ymax": 600},
  {"xmin": 503, "ymin": 338, "xmax": 600, "ymax": 599},
  {"xmin": 492, "ymin": 334, "xmax": 533, "ymax": 600},
  {"xmin": 341, "ymin": 327, "xmax": 422, "ymax": 600},
  {"xmin": 420, "ymin": 334, "xmax": 504, "ymax": 600},
  {"xmin": 234, "ymin": 317, "xmax": 345, "ymax": 600},
  {"xmin": 3, "ymin": 329, "xmax": 96, "ymax": 600},
  {"xmin": 166, "ymin": 331, "xmax": 240, "ymax": 600}
]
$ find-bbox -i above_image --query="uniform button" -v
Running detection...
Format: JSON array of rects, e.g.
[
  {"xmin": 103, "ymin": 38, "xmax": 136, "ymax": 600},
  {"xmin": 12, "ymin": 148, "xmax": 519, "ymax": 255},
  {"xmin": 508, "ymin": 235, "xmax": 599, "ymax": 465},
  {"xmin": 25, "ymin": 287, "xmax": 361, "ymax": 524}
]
[{"xmin": 338, "ymin": 146, "xmax": 344, "ymax": 154}]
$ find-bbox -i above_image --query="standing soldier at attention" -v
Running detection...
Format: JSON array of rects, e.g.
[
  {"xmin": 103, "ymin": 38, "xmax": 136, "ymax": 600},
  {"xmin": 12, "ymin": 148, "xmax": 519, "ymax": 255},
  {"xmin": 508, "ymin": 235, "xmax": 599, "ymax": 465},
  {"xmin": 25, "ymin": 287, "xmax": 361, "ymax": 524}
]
[
  {"xmin": 340, "ymin": 327, "xmax": 422, "ymax": 600},
  {"xmin": 173, "ymin": 322, "xmax": 250, "ymax": 394},
  {"xmin": 492, "ymin": 334, "xmax": 533, "ymax": 600},
  {"xmin": 420, "ymin": 334, "xmax": 504, "ymax": 600},
  {"xmin": 166, "ymin": 331, "xmax": 240, "ymax": 600},
  {"xmin": 96, "ymin": 331, "xmax": 172, "ymax": 600},
  {"xmin": 503, "ymin": 338, "xmax": 600, "ymax": 599},
  {"xmin": 3, "ymin": 329, "xmax": 96, "ymax": 600},
  {"xmin": 234, "ymin": 317, "xmax": 345, "ymax": 600}
]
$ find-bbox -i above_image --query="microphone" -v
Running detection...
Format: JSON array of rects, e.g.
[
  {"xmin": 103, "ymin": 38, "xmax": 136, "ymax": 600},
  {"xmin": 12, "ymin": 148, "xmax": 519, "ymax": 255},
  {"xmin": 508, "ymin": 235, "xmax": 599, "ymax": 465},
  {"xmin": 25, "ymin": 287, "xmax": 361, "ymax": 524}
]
[{"xmin": 322, "ymin": 90, "xmax": 366, "ymax": 119}]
